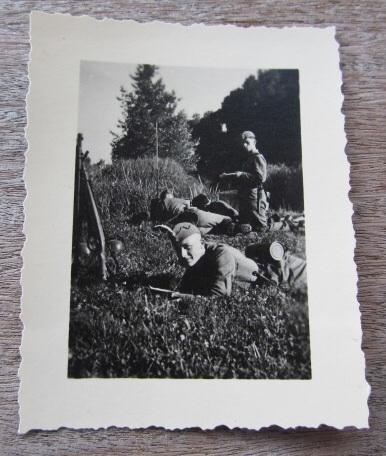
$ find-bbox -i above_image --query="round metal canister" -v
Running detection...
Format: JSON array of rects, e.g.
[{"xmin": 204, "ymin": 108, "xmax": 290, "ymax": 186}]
[
  {"xmin": 245, "ymin": 241, "xmax": 284, "ymax": 263},
  {"xmin": 108, "ymin": 239, "xmax": 124, "ymax": 255}
]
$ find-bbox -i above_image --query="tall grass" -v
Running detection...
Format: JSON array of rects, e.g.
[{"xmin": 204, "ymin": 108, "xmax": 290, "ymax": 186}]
[
  {"xmin": 91, "ymin": 158, "xmax": 304, "ymax": 220},
  {"xmin": 92, "ymin": 157, "xmax": 200, "ymax": 220}
]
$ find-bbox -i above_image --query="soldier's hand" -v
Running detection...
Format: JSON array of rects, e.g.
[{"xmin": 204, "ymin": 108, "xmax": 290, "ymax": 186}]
[
  {"xmin": 170, "ymin": 292, "xmax": 193, "ymax": 300},
  {"xmin": 219, "ymin": 172, "xmax": 227, "ymax": 179}
]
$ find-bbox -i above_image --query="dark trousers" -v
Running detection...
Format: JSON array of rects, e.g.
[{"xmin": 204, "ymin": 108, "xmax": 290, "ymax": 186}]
[{"xmin": 239, "ymin": 189, "xmax": 268, "ymax": 229}]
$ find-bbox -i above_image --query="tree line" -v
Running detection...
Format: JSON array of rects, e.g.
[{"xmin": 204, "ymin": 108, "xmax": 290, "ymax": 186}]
[{"xmin": 111, "ymin": 64, "xmax": 302, "ymax": 180}]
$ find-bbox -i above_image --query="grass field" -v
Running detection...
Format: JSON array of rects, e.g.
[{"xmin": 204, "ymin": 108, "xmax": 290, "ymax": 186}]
[{"xmin": 68, "ymin": 216, "xmax": 311, "ymax": 379}]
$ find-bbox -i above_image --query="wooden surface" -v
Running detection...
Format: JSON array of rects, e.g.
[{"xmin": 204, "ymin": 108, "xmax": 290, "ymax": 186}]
[{"xmin": 1, "ymin": 1, "xmax": 386, "ymax": 454}]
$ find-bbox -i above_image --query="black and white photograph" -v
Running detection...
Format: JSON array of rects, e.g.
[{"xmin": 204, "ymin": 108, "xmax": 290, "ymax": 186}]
[
  {"xmin": 20, "ymin": 14, "xmax": 369, "ymax": 432},
  {"xmin": 68, "ymin": 61, "xmax": 310, "ymax": 380}
]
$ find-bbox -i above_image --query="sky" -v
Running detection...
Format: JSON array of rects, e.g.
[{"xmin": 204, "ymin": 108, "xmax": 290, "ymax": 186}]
[{"xmin": 77, "ymin": 61, "xmax": 259, "ymax": 163}]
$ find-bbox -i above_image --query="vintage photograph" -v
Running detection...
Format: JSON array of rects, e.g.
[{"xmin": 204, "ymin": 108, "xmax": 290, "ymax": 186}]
[
  {"xmin": 21, "ymin": 14, "xmax": 369, "ymax": 431},
  {"xmin": 68, "ymin": 61, "xmax": 310, "ymax": 379}
]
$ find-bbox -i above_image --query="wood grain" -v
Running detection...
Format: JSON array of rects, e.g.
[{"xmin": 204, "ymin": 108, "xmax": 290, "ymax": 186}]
[{"xmin": 1, "ymin": 1, "xmax": 385, "ymax": 454}]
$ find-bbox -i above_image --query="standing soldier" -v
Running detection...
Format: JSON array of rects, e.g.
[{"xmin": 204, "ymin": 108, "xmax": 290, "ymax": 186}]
[{"xmin": 219, "ymin": 131, "xmax": 268, "ymax": 230}]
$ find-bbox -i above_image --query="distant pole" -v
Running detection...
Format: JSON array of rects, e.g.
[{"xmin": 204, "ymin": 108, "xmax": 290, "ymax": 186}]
[{"xmin": 155, "ymin": 121, "xmax": 159, "ymax": 197}]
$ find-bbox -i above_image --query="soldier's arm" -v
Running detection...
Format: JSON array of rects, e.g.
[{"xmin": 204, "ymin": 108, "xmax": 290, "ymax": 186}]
[
  {"xmin": 176, "ymin": 247, "xmax": 236, "ymax": 297},
  {"xmin": 208, "ymin": 247, "xmax": 235, "ymax": 297},
  {"xmin": 170, "ymin": 291, "xmax": 196, "ymax": 300},
  {"xmin": 217, "ymin": 201, "xmax": 239, "ymax": 218},
  {"xmin": 236, "ymin": 154, "xmax": 267, "ymax": 186}
]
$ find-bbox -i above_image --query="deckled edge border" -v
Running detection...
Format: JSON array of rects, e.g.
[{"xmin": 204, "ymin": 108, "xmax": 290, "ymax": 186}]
[{"xmin": 18, "ymin": 11, "xmax": 370, "ymax": 433}]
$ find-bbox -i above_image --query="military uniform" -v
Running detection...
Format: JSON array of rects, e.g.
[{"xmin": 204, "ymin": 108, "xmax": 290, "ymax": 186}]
[
  {"xmin": 191, "ymin": 194, "xmax": 239, "ymax": 219},
  {"xmin": 204, "ymin": 201, "xmax": 239, "ymax": 219},
  {"xmin": 163, "ymin": 197, "xmax": 190, "ymax": 219},
  {"xmin": 245, "ymin": 242, "xmax": 307, "ymax": 290},
  {"xmin": 191, "ymin": 208, "xmax": 232, "ymax": 235},
  {"xmin": 273, "ymin": 252, "xmax": 307, "ymax": 289},
  {"xmin": 236, "ymin": 150, "xmax": 268, "ymax": 229},
  {"xmin": 153, "ymin": 197, "xmax": 232, "ymax": 235},
  {"xmin": 172, "ymin": 208, "xmax": 232, "ymax": 235},
  {"xmin": 178, "ymin": 242, "xmax": 258, "ymax": 297},
  {"xmin": 151, "ymin": 196, "xmax": 190, "ymax": 222}
]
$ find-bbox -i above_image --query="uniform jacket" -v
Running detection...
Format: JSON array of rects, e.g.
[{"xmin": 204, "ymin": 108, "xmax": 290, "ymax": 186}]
[
  {"xmin": 261, "ymin": 253, "xmax": 307, "ymax": 290},
  {"xmin": 162, "ymin": 197, "xmax": 190, "ymax": 220},
  {"xmin": 237, "ymin": 151, "xmax": 267, "ymax": 201},
  {"xmin": 168, "ymin": 207, "xmax": 231, "ymax": 235},
  {"xmin": 179, "ymin": 242, "xmax": 258, "ymax": 297},
  {"xmin": 191, "ymin": 208, "xmax": 231, "ymax": 234},
  {"xmin": 204, "ymin": 201, "xmax": 239, "ymax": 219}
]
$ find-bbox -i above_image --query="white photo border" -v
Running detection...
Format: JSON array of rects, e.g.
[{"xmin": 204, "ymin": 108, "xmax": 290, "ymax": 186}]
[{"xmin": 20, "ymin": 11, "xmax": 369, "ymax": 432}]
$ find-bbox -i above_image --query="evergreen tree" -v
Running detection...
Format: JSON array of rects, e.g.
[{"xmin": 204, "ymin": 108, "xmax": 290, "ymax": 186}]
[{"xmin": 111, "ymin": 64, "xmax": 195, "ymax": 168}]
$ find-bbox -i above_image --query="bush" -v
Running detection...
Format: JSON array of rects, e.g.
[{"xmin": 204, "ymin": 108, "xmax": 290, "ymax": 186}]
[
  {"xmin": 91, "ymin": 157, "xmax": 200, "ymax": 220},
  {"xmin": 216, "ymin": 164, "xmax": 304, "ymax": 212},
  {"xmin": 265, "ymin": 163, "xmax": 304, "ymax": 211}
]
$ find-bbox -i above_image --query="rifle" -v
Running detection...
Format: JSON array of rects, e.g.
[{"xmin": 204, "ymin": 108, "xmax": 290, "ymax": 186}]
[{"xmin": 72, "ymin": 134, "xmax": 107, "ymax": 280}]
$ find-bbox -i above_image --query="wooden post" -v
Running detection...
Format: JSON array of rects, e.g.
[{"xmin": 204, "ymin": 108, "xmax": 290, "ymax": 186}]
[{"xmin": 155, "ymin": 121, "xmax": 159, "ymax": 197}]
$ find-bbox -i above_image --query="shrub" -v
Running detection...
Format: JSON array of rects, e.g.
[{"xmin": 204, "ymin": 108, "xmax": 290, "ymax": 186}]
[
  {"xmin": 265, "ymin": 163, "xmax": 304, "ymax": 211},
  {"xmin": 214, "ymin": 164, "xmax": 304, "ymax": 212},
  {"xmin": 91, "ymin": 157, "xmax": 200, "ymax": 220}
]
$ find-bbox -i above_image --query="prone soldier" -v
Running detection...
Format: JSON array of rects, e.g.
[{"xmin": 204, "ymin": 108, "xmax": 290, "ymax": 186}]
[
  {"xmin": 245, "ymin": 241, "xmax": 307, "ymax": 290},
  {"xmin": 154, "ymin": 224, "xmax": 307, "ymax": 298},
  {"xmin": 150, "ymin": 189, "xmax": 191, "ymax": 223},
  {"xmin": 155, "ymin": 222, "xmax": 259, "ymax": 297},
  {"xmin": 191, "ymin": 193, "xmax": 239, "ymax": 220},
  {"xmin": 151, "ymin": 189, "xmax": 234, "ymax": 236}
]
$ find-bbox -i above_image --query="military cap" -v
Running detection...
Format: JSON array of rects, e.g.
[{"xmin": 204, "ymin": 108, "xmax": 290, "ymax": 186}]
[
  {"xmin": 241, "ymin": 130, "xmax": 256, "ymax": 140},
  {"xmin": 173, "ymin": 222, "xmax": 201, "ymax": 242},
  {"xmin": 160, "ymin": 189, "xmax": 173, "ymax": 201}
]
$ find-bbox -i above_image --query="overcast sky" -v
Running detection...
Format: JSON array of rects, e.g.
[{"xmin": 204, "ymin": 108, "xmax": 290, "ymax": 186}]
[{"xmin": 77, "ymin": 61, "xmax": 258, "ymax": 163}]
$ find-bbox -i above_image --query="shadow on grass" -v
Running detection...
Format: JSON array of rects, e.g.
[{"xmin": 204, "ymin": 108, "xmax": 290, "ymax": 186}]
[{"xmin": 107, "ymin": 271, "xmax": 176, "ymax": 291}]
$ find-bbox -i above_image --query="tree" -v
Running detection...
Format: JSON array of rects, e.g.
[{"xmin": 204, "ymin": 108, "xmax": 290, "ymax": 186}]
[
  {"xmin": 221, "ymin": 70, "xmax": 301, "ymax": 165},
  {"xmin": 111, "ymin": 64, "xmax": 196, "ymax": 168},
  {"xmin": 190, "ymin": 110, "xmax": 229, "ymax": 180},
  {"xmin": 192, "ymin": 69, "xmax": 302, "ymax": 178}
]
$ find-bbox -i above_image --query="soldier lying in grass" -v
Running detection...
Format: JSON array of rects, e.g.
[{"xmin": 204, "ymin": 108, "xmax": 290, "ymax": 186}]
[
  {"xmin": 155, "ymin": 189, "xmax": 191, "ymax": 220},
  {"xmin": 151, "ymin": 189, "xmax": 234, "ymax": 235},
  {"xmin": 154, "ymin": 223, "xmax": 307, "ymax": 298},
  {"xmin": 191, "ymin": 193, "xmax": 239, "ymax": 220},
  {"xmin": 245, "ymin": 241, "xmax": 307, "ymax": 291},
  {"xmin": 155, "ymin": 222, "xmax": 259, "ymax": 298}
]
